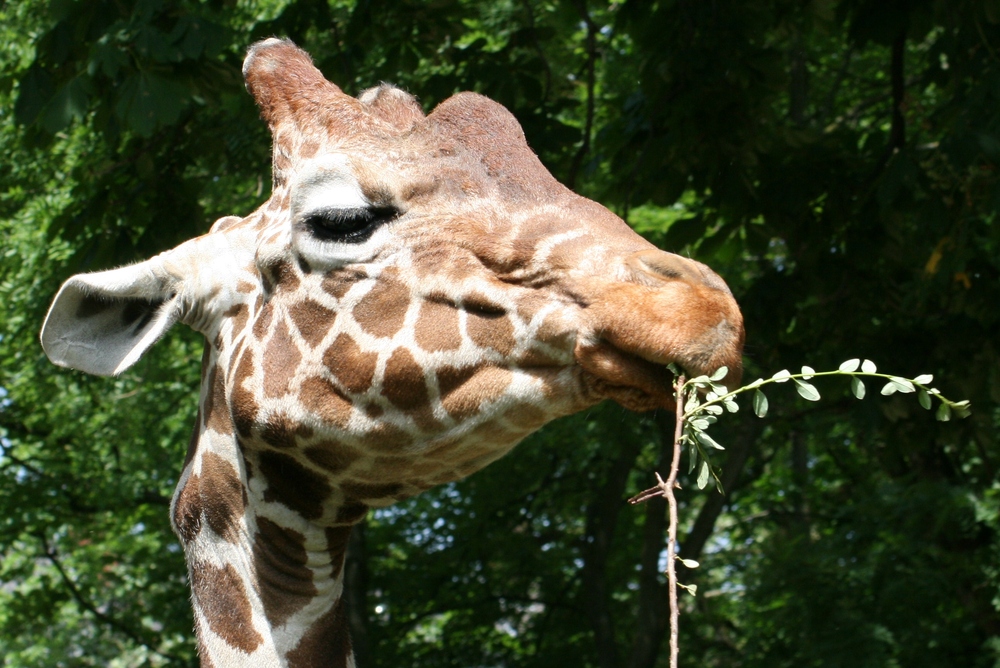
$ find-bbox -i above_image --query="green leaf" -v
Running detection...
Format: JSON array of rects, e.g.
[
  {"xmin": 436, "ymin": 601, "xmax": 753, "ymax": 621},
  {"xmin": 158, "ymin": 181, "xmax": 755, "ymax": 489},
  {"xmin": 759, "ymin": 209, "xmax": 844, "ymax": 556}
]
[
  {"xmin": 888, "ymin": 377, "xmax": 915, "ymax": 393},
  {"xmin": 851, "ymin": 377, "xmax": 866, "ymax": 399},
  {"xmin": 688, "ymin": 443, "xmax": 699, "ymax": 474},
  {"xmin": 709, "ymin": 366, "xmax": 728, "ymax": 381},
  {"xmin": 936, "ymin": 402, "xmax": 952, "ymax": 421},
  {"xmin": 678, "ymin": 582, "xmax": 698, "ymax": 596},
  {"xmin": 914, "ymin": 374, "xmax": 934, "ymax": 385},
  {"xmin": 772, "ymin": 369, "xmax": 791, "ymax": 383},
  {"xmin": 881, "ymin": 382, "xmax": 898, "ymax": 396},
  {"xmin": 861, "ymin": 359, "xmax": 877, "ymax": 373},
  {"xmin": 839, "ymin": 358, "xmax": 861, "ymax": 372},
  {"xmin": 695, "ymin": 430, "xmax": 725, "ymax": 450},
  {"xmin": 689, "ymin": 417, "xmax": 711, "ymax": 431},
  {"xmin": 753, "ymin": 389, "xmax": 768, "ymax": 417},
  {"xmin": 723, "ymin": 397, "xmax": 739, "ymax": 413},
  {"xmin": 794, "ymin": 379, "xmax": 821, "ymax": 401},
  {"xmin": 918, "ymin": 390, "xmax": 932, "ymax": 410},
  {"xmin": 42, "ymin": 75, "xmax": 93, "ymax": 133},
  {"xmin": 703, "ymin": 404, "xmax": 724, "ymax": 415},
  {"xmin": 697, "ymin": 461, "xmax": 710, "ymax": 489},
  {"xmin": 801, "ymin": 365, "xmax": 815, "ymax": 379},
  {"xmin": 679, "ymin": 557, "xmax": 700, "ymax": 568}
]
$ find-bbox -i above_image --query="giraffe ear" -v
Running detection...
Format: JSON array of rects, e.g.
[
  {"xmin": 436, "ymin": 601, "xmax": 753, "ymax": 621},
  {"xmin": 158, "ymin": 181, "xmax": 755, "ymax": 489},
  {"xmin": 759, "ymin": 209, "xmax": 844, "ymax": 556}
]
[{"xmin": 41, "ymin": 260, "xmax": 182, "ymax": 377}]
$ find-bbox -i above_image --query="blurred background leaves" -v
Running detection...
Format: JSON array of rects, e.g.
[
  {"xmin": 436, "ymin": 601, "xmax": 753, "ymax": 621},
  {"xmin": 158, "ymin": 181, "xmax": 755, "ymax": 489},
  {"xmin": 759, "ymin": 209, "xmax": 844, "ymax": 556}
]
[{"xmin": 1, "ymin": 0, "xmax": 998, "ymax": 666}]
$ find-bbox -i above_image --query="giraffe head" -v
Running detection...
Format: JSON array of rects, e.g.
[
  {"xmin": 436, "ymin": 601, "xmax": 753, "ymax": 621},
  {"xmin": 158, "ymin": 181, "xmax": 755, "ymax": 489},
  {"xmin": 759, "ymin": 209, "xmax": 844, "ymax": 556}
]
[
  {"xmin": 42, "ymin": 38, "xmax": 742, "ymax": 504},
  {"xmin": 40, "ymin": 38, "xmax": 742, "ymax": 664}
]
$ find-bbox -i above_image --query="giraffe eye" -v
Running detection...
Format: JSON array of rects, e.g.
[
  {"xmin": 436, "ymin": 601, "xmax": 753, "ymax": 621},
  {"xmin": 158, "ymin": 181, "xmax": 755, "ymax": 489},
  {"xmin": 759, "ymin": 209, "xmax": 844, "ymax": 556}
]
[{"xmin": 303, "ymin": 206, "xmax": 398, "ymax": 243}]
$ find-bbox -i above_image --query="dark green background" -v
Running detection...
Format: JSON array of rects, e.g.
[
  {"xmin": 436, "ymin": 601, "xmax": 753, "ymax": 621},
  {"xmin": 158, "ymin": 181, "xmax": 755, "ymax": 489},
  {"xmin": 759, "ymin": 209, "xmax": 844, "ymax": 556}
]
[{"xmin": 1, "ymin": 1, "xmax": 998, "ymax": 666}]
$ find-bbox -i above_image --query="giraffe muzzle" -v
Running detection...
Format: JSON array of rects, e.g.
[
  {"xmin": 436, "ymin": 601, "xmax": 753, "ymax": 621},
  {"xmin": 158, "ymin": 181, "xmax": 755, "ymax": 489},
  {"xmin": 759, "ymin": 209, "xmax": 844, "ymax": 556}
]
[{"xmin": 574, "ymin": 249, "xmax": 744, "ymax": 410}]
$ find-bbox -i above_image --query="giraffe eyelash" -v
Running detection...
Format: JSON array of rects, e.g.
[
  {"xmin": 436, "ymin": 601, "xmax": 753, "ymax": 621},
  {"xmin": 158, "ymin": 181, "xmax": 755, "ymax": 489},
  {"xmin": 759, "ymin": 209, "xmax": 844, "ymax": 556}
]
[{"xmin": 302, "ymin": 206, "xmax": 399, "ymax": 244}]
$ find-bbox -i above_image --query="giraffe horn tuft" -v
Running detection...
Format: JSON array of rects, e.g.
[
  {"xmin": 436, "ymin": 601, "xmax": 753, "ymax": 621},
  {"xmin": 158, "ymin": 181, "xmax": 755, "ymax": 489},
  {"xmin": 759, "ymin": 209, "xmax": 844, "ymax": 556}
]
[{"xmin": 243, "ymin": 38, "xmax": 366, "ymax": 139}]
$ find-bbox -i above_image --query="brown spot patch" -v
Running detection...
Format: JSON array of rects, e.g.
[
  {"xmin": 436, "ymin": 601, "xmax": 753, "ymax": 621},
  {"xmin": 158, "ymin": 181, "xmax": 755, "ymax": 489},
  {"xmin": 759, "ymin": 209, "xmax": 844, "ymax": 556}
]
[
  {"xmin": 201, "ymin": 452, "xmax": 245, "ymax": 544},
  {"xmin": 382, "ymin": 348, "xmax": 428, "ymax": 410},
  {"xmin": 303, "ymin": 441, "xmax": 363, "ymax": 475},
  {"xmin": 360, "ymin": 421, "xmax": 414, "ymax": 451},
  {"xmin": 204, "ymin": 362, "xmax": 233, "ymax": 436},
  {"xmin": 257, "ymin": 451, "xmax": 331, "ymax": 521},
  {"xmin": 252, "ymin": 302, "xmax": 275, "ymax": 340},
  {"xmin": 288, "ymin": 298, "xmax": 336, "ymax": 348},
  {"xmin": 253, "ymin": 517, "xmax": 315, "ymax": 628},
  {"xmin": 224, "ymin": 303, "xmax": 250, "ymax": 339},
  {"xmin": 374, "ymin": 455, "xmax": 444, "ymax": 479},
  {"xmin": 414, "ymin": 298, "xmax": 461, "ymax": 352},
  {"xmin": 436, "ymin": 365, "xmax": 478, "ymax": 399},
  {"xmin": 340, "ymin": 480, "xmax": 404, "ymax": 501},
  {"xmin": 324, "ymin": 334, "xmax": 377, "ymax": 394},
  {"xmin": 260, "ymin": 411, "xmax": 309, "ymax": 449},
  {"xmin": 299, "ymin": 139, "xmax": 320, "ymax": 159},
  {"xmin": 467, "ymin": 299, "xmax": 515, "ymax": 355},
  {"xmin": 322, "ymin": 268, "xmax": 366, "ymax": 300},
  {"xmin": 440, "ymin": 367, "xmax": 513, "ymax": 419},
  {"xmin": 352, "ymin": 268, "xmax": 410, "ymax": 338},
  {"xmin": 285, "ymin": 596, "xmax": 351, "ymax": 668},
  {"xmin": 335, "ymin": 501, "xmax": 369, "ymax": 524},
  {"xmin": 270, "ymin": 261, "xmax": 301, "ymax": 294},
  {"xmin": 190, "ymin": 562, "xmax": 263, "ymax": 653},
  {"xmin": 172, "ymin": 467, "xmax": 202, "ymax": 544},
  {"xmin": 263, "ymin": 317, "xmax": 302, "ymax": 398},
  {"xmin": 504, "ymin": 403, "xmax": 549, "ymax": 430},
  {"xmin": 230, "ymin": 347, "xmax": 259, "ymax": 438},
  {"xmin": 301, "ymin": 376, "xmax": 354, "ymax": 428}
]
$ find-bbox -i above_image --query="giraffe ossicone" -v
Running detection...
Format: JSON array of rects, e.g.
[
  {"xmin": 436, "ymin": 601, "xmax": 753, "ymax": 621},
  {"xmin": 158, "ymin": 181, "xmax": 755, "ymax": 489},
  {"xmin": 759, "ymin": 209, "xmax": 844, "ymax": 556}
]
[{"xmin": 41, "ymin": 39, "xmax": 744, "ymax": 667}]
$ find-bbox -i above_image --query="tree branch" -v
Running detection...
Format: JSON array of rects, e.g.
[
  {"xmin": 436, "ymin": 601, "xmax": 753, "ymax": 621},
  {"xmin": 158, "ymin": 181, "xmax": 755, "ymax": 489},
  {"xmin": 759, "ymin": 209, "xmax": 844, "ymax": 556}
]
[
  {"xmin": 567, "ymin": 0, "xmax": 598, "ymax": 190},
  {"xmin": 38, "ymin": 534, "xmax": 185, "ymax": 665}
]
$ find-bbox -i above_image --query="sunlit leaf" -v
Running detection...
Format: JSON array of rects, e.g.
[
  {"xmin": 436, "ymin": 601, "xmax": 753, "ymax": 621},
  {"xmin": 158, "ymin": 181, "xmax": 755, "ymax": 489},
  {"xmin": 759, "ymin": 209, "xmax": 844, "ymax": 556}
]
[
  {"xmin": 839, "ymin": 358, "xmax": 861, "ymax": 372},
  {"xmin": 851, "ymin": 377, "xmax": 866, "ymax": 399},
  {"xmin": 697, "ymin": 461, "xmax": 710, "ymax": 489},
  {"xmin": 753, "ymin": 389, "xmax": 768, "ymax": 417},
  {"xmin": 709, "ymin": 366, "xmax": 728, "ymax": 381},
  {"xmin": 888, "ymin": 376, "xmax": 915, "ymax": 393},
  {"xmin": 794, "ymin": 379, "xmax": 820, "ymax": 401},
  {"xmin": 772, "ymin": 369, "xmax": 791, "ymax": 382},
  {"xmin": 861, "ymin": 359, "xmax": 877, "ymax": 373},
  {"xmin": 695, "ymin": 430, "xmax": 725, "ymax": 450}
]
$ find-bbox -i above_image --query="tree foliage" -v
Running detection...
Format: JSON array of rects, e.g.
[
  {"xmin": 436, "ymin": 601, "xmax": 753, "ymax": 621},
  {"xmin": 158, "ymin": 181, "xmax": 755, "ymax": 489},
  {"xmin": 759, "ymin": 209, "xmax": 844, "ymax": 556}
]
[{"xmin": 1, "ymin": 0, "xmax": 998, "ymax": 666}]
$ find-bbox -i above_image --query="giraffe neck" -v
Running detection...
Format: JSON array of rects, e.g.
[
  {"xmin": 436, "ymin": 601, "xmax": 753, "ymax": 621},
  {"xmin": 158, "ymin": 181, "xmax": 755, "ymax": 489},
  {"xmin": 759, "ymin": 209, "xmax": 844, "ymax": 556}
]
[{"xmin": 171, "ymin": 346, "xmax": 356, "ymax": 668}]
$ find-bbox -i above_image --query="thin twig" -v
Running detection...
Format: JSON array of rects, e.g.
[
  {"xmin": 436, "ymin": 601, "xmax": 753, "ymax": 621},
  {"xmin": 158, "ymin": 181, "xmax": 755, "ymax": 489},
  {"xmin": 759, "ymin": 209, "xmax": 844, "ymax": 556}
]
[
  {"xmin": 630, "ymin": 377, "xmax": 686, "ymax": 668},
  {"xmin": 664, "ymin": 374, "xmax": 685, "ymax": 668}
]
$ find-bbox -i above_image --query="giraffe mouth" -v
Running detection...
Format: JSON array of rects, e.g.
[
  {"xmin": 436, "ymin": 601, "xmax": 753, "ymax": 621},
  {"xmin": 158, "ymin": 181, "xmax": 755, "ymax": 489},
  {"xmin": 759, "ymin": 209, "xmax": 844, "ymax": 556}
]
[{"xmin": 574, "ymin": 340, "xmax": 677, "ymax": 412}]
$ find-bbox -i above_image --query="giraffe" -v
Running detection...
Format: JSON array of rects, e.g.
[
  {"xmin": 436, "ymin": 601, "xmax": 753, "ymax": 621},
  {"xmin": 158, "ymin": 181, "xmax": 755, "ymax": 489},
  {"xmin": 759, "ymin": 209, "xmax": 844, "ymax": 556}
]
[{"xmin": 40, "ymin": 39, "xmax": 743, "ymax": 667}]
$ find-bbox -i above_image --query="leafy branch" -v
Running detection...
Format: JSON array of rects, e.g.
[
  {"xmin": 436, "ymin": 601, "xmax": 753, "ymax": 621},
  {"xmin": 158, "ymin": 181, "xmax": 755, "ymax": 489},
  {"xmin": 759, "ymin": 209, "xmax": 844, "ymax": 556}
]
[{"xmin": 630, "ymin": 359, "xmax": 971, "ymax": 668}]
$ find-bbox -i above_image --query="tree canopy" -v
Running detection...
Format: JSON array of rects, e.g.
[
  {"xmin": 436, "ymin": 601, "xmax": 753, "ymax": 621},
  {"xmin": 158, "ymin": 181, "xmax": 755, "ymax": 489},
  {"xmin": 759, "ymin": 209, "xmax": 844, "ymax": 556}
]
[{"xmin": 1, "ymin": 1, "xmax": 998, "ymax": 666}]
